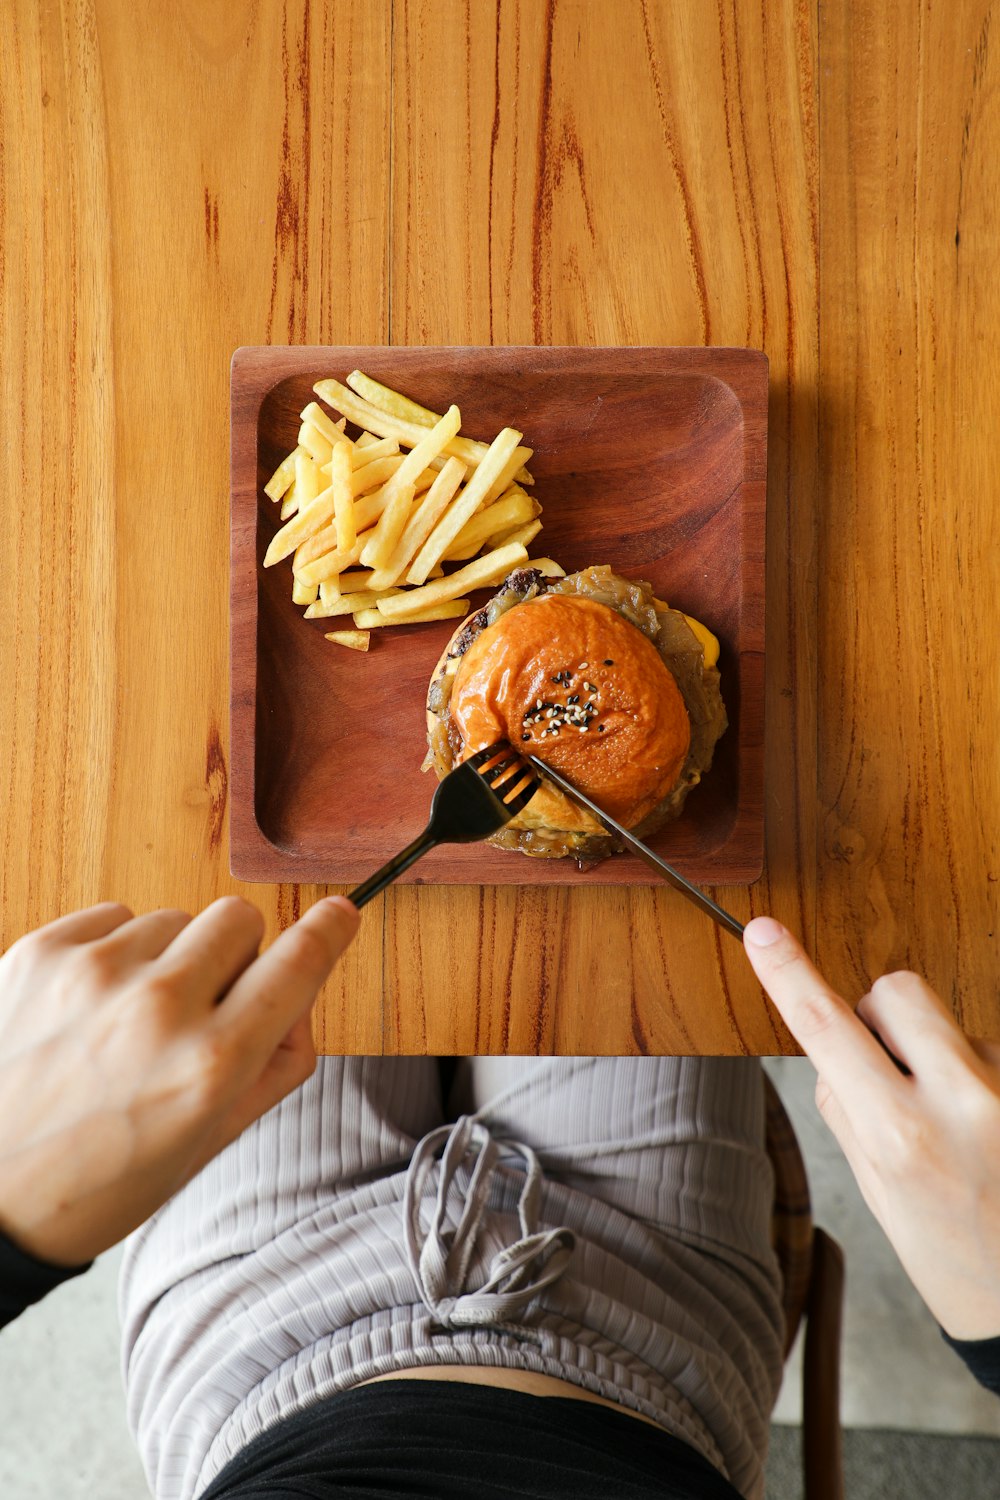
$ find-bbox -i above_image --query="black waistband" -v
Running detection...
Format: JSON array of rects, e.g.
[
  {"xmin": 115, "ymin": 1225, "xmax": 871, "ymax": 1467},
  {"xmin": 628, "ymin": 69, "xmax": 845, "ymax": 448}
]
[{"xmin": 199, "ymin": 1378, "xmax": 743, "ymax": 1500}]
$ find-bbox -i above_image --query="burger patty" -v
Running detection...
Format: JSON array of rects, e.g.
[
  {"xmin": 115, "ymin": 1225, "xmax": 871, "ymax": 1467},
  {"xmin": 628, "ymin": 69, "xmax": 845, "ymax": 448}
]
[{"xmin": 424, "ymin": 565, "xmax": 728, "ymax": 867}]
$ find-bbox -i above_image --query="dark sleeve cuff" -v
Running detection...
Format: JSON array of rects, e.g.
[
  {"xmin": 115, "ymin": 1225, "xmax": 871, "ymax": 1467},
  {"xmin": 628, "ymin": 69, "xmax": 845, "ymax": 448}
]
[
  {"xmin": 0, "ymin": 1228, "xmax": 92, "ymax": 1331},
  {"xmin": 941, "ymin": 1328, "xmax": 1000, "ymax": 1395}
]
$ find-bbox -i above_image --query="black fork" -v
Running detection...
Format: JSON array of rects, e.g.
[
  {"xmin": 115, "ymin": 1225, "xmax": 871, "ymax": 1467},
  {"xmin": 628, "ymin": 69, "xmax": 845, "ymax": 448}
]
[{"xmin": 347, "ymin": 741, "xmax": 540, "ymax": 909}]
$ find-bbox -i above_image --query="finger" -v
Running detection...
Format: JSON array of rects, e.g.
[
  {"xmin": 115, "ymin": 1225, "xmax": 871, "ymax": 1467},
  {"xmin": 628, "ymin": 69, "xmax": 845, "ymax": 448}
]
[
  {"xmin": 30, "ymin": 902, "xmax": 134, "ymax": 948},
  {"xmin": 856, "ymin": 972, "xmax": 973, "ymax": 1079},
  {"xmin": 155, "ymin": 896, "xmax": 265, "ymax": 1006},
  {"xmin": 743, "ymin": 917, "xmax": 904, "ymax": 1110},
  {"xmin": 91, "ymin": 908, "xmax": 192, "ymax": 965},
  {"xmin": 211, "ymin": 896, "xmax": 359, "ymax": 1066}
]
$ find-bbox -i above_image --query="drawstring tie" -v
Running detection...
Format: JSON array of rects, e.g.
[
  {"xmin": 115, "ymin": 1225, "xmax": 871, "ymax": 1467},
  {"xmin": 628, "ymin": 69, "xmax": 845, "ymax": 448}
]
[{"xmin": 403, "ymin": 1115, "xmax": 575, "ymax": 1343}]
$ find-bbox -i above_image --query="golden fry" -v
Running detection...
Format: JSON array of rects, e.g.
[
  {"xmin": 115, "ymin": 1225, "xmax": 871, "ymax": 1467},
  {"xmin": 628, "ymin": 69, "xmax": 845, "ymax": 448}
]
[
  {"xmin": 489, "ymin": 518, "xmax": 542, "ymax": 551},
  {"xmin": 334, "ymin": 569, "xmax": 377, "ymax": 592},
  {"xmin": 298, "ymin": 421, "xmax": 333, "ymax": 466},
  {"xmin": 345, "ymin": 370, "xmax": 533, "ymax": 484},
  {"xmin": 279, "ymin": 481, "xmax": 299, "ymax": 520},
  {"xmin": 366, "ymin": 456, "xmax": 467, "ymax": 591},
  {"xmin": 264, "ymin": 488, "xmax": 337, "ymax": 567},
  {"xmin": 294, "ymin": 452, "xmax": 321, "ymax": 507},
  {"xmin": 316, "ymin": 378, "xmax": 494, "ymax": 476},
  {"xmin": 304, "ymin": 587, "xmax": 404, "ymax": 619},
  {"xmin": 264, "ymin": 446, "xmax": 306, "ymax": 502},
  {"xmin": 294, "ymin": 533, "xmax": 370, "ymax": 586},
  {"xmin": 292, "ymin": 577, "xmax": 319, "ymax": 606},
  {"xmin": 324, "ymin": 629, "xmax": 371, "ymax": 651},
  {"xmin": 481, "ymin": 446, "xmax": 534, "ymax": 506},
  {"xmin": 352, "ymin": 599, "xmax": 470, "ymax": 628},
  {"xmin": 359, "ymin": 483, "xmax": 415, "ymax": 572},
  {"xmin": 330, "ymin": 442, "xmax": 355, "ymax": 553},
  {"xmin": 444, "ymin": 487, "xmax": 539, "ymax": 561},
  {"xmin": 299, "ymin": 402, "xmax": 351, "ymax": 451},
  {"xmin": 378, "ymin": 542, "xmax": 528, "ymax": 618},
  {"xmin": 406, "ymin": 427, "xmax": 523, "ymax": 585},
  {"xmin": 359, "ymin": 406, "xmax": 461, "ymax": 568}
]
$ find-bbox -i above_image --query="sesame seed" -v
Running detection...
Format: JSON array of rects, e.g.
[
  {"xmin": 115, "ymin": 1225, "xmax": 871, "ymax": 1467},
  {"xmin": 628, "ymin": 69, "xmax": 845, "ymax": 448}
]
[
  {"xmin": 579, "ymin": 661, "xmax": 588, "ymax": 669},
  {"xmin": 536, "ymin": 699, "xmax": 542, "ymax": 709},
  {"xmin": 577, "ymin": 725, "xmax": 587, "ymax": 733},
  {"xmin": 584, "ymin": 682, "xmax": 596, "ymax": 693},
  {"xmin": 604, "ymin": 659, "xmax": 614, "ymax": 666},
  {"xmin": 521, "ymin": 732, "xmax": 530, "ymax": 740},
  {"xmin": 598, "ymin": 724, "xmax": 606, "ymax": 732}
]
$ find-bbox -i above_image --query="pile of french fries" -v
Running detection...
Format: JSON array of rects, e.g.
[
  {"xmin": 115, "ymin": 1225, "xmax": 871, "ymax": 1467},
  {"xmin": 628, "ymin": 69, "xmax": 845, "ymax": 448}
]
[{"xmin": 262, "ymin": 371, "xmax": 563, "ymax": 651}]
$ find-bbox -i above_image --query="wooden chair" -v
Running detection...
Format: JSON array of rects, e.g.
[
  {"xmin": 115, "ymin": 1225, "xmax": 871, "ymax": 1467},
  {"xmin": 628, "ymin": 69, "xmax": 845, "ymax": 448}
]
[{"xmin": 765, "ymin": 1073, "xmax": 846, "ymax": 1500}]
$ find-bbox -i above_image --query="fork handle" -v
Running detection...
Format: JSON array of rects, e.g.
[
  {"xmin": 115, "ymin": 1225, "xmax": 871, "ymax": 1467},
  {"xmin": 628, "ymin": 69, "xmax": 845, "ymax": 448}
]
[{"xmin": 347, "ymin": 828, "xmax": 439, "ymax": 909}]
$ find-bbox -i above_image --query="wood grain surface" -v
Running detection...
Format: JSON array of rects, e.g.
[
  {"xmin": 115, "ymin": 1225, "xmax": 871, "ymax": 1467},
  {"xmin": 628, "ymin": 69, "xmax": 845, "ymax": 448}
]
[{"xmin": 2, "ymin": 1, "xmax": 996, "ymax": 1054}]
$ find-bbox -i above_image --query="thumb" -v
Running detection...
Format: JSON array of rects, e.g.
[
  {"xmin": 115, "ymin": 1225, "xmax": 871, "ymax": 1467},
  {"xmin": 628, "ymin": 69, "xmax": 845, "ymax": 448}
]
[
  {"xmin": 205, "ymin": 1012, "xmax": 318, "ymax": 1161},
  {"xmin": 216, "ymin": 895, "xmax": 360, "ymax": 1066}
]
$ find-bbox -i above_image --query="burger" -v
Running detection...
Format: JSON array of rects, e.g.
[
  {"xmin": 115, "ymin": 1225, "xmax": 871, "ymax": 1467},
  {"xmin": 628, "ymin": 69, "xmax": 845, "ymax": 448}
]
[{"xmin": 423, "ymin": 564, "xmax": 728, "ymax": 866}]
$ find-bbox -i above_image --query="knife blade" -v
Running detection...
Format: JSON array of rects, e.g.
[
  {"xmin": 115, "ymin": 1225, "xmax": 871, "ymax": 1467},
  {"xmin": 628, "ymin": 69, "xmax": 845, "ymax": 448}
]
[{"xmin": 524, "ymin": 755, "xmax": 745, "ymax": 940}]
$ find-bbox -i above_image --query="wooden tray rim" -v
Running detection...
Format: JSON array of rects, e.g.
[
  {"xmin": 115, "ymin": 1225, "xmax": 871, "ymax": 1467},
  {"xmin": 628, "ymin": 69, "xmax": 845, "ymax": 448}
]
[{"xmin": 230, "ymin": 344, "xmax": 767, "ymax": 887}]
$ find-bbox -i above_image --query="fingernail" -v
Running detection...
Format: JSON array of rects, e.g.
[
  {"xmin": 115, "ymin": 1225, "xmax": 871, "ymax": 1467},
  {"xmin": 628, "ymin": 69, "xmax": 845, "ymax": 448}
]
[
  {"xmin": 323, "ymin": 896, "xmax": 358, "ymax": 918},
  {"xmin": 744, "ymin": 916, "xmax": 786, "ymax": 947}
]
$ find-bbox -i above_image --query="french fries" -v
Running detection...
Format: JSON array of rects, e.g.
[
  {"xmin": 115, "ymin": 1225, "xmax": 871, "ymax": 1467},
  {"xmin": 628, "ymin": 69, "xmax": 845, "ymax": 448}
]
[
  {"xmin": 292, "ymin": 577, "xmax": 319, "ymax": 606},
  {"xmin": 294, "ymin": 452, "xmax": 321, "ymax": 507},
  {"xmin": 366, "ymin": 456, "xmax": 466, "ymax": 591},
  {"xmin": 406, "ymin": 427, "xmax": 524, "ymax": 585},
  {"xmin": 262, "ymin": 371, "xmax": 557, "ymax": 650},
  {"xmin": 325, "ymin": 629, "xmax": 371, "ymax": 651},
  {"xmin": 305, "ymin": 587, "xmax": 404, "ymax": 620},
  {"xmin": 352, "ymin": 600, "xmax": 470, "ymax": 628},
  {"xmin": 345, "ymin": 370, "xmax": 534, "ymax": 485},
  {"xmin": 489, "ymin": 518, "xmax": 543, "ymax": 552},
  {"xmin": 264, "ymin": 446, "xmax": 305, "ymax": 501},
  {"xmin": 445, "ymin": 486, "xmax": 539, "ymax": 561},
  {"xmin": 330, "ymin": 442, "xmax": 355, "ymax": 553},
  {"xmin": 299, "ymin": 402, "xmax": 350, "ymax": 452},
  {"xmin": 264, "ymin": 489, "xmax": 338, "ymax": 567},
  {"xmin": 298, "ymin": 421, "xmax": 333, "ymax": 466},
  {"xmin": 359, "ymin": 406, "xmax": 460, "ymax": 568},
  {"xmin": 376, "ymin": 543, "xmax": 528, "ymax": 619}
]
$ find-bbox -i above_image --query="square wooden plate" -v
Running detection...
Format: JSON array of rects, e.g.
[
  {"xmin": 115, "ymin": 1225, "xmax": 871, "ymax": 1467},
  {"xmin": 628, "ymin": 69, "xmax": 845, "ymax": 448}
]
[{"xmin": 230, "ymin": 346, "xmax": 766, "ymax": 886}]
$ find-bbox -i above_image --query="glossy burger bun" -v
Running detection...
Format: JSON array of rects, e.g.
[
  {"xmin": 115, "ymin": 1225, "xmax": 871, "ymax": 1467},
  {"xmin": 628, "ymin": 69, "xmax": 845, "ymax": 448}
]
[
  {"xmin": 424, "ymin": 606, "xmax": 603, "ymax": 839},
  {"xmin": 423, "ymin": 565, "xmax": 728, "ymax": 865}
]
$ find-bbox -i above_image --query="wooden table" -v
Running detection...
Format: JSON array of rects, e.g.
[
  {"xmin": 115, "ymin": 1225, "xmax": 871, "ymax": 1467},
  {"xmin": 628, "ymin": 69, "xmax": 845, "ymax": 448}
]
[{"xmin": 4, "ymin": 2, "xmax": 997, "ymax": 1054}]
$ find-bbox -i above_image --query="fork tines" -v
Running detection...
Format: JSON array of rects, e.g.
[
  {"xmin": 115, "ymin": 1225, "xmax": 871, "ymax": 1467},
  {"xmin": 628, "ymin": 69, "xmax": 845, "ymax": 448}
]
[{"xmin": 468, "ymin": 740, "xmax": 539, "ymax": 817}]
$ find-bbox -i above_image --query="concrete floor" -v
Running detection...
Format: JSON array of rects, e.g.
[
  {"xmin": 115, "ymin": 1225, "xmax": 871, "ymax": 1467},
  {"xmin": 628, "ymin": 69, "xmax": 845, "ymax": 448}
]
[{"xmin": 0, "ymin": 1057, "xmax": 997, "ymax": 1498}]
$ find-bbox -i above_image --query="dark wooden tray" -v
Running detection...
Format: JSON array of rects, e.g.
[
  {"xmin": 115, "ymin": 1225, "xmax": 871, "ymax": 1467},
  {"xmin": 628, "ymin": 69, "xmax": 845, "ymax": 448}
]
[{"xmin": 230, "ymin": 346, "xmax": 766, "ymax": 885}]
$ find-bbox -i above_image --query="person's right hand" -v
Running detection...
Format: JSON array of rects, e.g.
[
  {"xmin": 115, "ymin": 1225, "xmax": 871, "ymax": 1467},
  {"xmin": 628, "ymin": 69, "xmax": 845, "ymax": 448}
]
[{"xmin": 744, "ymin": 916, "xmax": 1000, "ymax": 1343}]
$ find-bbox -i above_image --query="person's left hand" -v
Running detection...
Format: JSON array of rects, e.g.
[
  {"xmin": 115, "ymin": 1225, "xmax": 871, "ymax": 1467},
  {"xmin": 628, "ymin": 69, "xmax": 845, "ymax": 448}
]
[{"xmin": 0, "ymin": 895, "xmax": 358, "ymax": 1267}]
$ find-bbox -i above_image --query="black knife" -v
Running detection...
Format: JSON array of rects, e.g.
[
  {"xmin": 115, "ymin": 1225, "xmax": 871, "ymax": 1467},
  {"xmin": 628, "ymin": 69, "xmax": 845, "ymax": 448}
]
[{"xmin": 525, "ymin": 755, "xmax": 745, "ymax": 940}]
